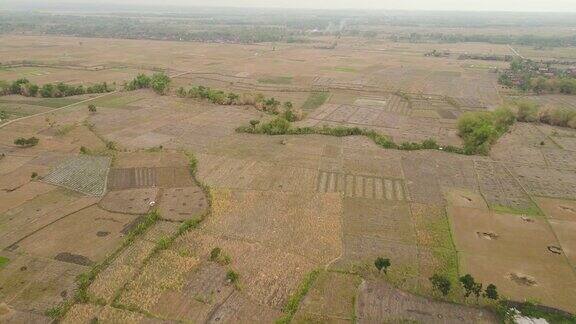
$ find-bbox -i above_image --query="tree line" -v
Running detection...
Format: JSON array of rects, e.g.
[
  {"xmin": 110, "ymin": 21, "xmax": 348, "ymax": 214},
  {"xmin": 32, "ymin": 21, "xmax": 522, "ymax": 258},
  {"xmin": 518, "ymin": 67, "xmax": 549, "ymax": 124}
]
[
  {"xmin": 176, "ymin": 85, "xmax": 303, "ymax": 121},
  {"xmin": 124, "ymin": 73, "xmax": 171, "ymax": 95},
  {"xmin": 391, "ymin": 32, "xmax": 576, "ymax": 48},
  {"xmin": 0, "ymin": 78, "xmax": 113, "ymax": 98}
]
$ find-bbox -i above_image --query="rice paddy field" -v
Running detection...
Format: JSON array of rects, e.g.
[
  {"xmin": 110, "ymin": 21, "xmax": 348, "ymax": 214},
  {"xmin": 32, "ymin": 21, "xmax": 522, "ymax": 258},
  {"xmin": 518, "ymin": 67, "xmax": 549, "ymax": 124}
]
[{"xmin": 0, "ymin": 17, "xmax": 575, "ymax": 324}]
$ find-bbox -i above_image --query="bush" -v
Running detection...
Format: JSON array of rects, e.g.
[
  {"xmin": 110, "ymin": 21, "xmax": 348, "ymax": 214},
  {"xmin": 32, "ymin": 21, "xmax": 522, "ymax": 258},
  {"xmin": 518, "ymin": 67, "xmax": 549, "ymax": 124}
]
[
  {"xmin": 14, "ymin": 137, "xmax": 39, "ymax": 147},
  {"xmin": 210, "ymin": 247, "xmax": 221, "ymax": 261},
  {"xmin": 226, "ymin": 270, "xmax": 239, "ymax": 283},
  {"xmin": 125, "ymin": 73, "xmax": 151, "ymax": 91},
  {"xmin": 549, "ymin": 107, "xmax": 575, "ymax": 127},
  {"xmin": 88, "ymin": 104, "xmax": 97, "ymax": 113},
  {"xmin": 259, "ymin": 117, "xmax": 291, "ymax": 135},
  {"xmin": 515, "ymin": 101, "xmax": 539, "ymax": 122}
]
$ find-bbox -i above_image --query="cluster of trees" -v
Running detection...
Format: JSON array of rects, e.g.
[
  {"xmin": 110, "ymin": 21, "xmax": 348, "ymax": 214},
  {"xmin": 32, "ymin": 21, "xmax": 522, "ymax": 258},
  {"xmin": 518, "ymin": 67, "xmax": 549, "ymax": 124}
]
[
  {"xmin": 125, "ymin": 73, "xmax": 171, "ymax": 95},
  {"xmin": 499, "ymin": 59, "xmax": 576, "ymax": 94},
  {"xmin": 177, "ymin": 85, "xmax": 304, "ymax": 121},
  {"xmin": 0, "ymin": 78, "xmax": 112, "ymax": 98},
  {"xmin": 372, "ymin": 256, "xmax": 499, "ymax": 302},
  {"xmin": 177, "ymin": 86, "xmax": 240, "ymax": 105},
  {"xmin": 14, "ymin": 137, "xmax": 39, "ymax": 147},
  {"xmin": 429, "ymin": 273, "xmax": 498, "ymax": 301},
  {"xmin": 457, "ymin": 107, "xmax": 516, "ymax": 155}
]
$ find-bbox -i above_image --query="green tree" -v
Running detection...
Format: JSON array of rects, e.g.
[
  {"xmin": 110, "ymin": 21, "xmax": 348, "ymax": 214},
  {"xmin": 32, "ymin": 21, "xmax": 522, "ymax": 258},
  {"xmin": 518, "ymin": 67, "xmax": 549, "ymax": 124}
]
[
  {"xmin": 429, "ymin": 274, "xmax": 451, "ymax": 296},
  {"xmin": 459, "ymin": 274, "xmax": 479, "ymax": 298},
  {"xmin": 10, "ymin": 78, "xmax": 30, "ymax": 95},
  {"xmin": 27, "ymin": 83, "xmax": 39, "ymax": 97},
  {"xmin": 484, "ymin": 284, "xmax": 498, "ymax": 300},
  {"xmin": 40, "ymin": 84, "xmax": 56, "ymax": 98},
  {"xmin": 374, "ymin": 257, "xmax": 391, "ymax": 274},
  {"xmin": 150, "ymin": 73, "xmax": 171, "ymax": 95}
]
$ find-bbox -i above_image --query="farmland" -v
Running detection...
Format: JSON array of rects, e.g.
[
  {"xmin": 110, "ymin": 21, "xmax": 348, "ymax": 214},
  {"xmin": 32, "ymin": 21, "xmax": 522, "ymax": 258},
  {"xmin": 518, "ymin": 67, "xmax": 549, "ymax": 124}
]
[{"xmin": 0, "ymin": 8, "xmax": 576, "ymax": 324}]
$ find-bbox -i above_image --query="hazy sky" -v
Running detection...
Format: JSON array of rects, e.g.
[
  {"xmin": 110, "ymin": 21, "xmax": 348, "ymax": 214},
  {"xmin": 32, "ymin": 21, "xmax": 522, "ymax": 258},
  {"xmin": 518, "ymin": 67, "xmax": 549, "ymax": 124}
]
[{"xmin": 6, "ymin": 0, "xmax": 576, "ymax": 12}]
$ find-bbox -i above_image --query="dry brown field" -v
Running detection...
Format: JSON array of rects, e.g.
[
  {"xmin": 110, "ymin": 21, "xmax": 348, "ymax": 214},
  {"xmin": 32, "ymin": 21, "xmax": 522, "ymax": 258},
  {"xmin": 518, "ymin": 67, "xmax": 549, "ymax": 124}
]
[{"xmin": 0, "ymin": 30, "xmax": 575, "ymax": 323}]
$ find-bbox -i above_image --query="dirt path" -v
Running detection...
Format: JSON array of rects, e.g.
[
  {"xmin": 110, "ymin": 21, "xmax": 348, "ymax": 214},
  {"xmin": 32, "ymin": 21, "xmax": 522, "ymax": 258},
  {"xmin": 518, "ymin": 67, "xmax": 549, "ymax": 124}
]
[{"xmin": 508, "ymin": 45, "xmax": 525, "ymax": 59}]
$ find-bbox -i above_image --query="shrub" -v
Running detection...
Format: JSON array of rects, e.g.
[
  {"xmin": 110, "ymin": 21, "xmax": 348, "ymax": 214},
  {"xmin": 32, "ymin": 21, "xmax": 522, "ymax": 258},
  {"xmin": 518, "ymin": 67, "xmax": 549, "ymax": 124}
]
[
  {"xmin": 374, "ymin": 257, "xmax": 391, "ymax": 273},
  {"xmin": 259, "ymin": 117, "xmax": 291, "ymax": 135},
  {"xmin": 515, "ymin": 101, "xmax": 539, "ymax": 122},
  {"xmin": 429, "ymin": 274, "xmax": 451, "ymax": 296},
  {"xmin": 14, "ymin": 137, "xmax": 39, "ymax": 147},
  {"xmin": 549, "ymin": 107, "xmax": 575, "ymax": 127},
  {"xmin": 282, "ymin": 106, "xmax": 304, "ymax": 122},
  {"xmin": 492, "ymin": 106, "xmax": 516, "ymax": 133},
  {"xmin": 249, "ymin": 120, "xmax": 260, "ymax": 128},
  {"xmin": 88, "ymin": 104, "xmax": 97, "ymax": 113},
  {"xmin": 106, "ymin": 141, "xmax": 117, "ymax": 150},
  {"xmin": 125, "ymin": 73, "xmax": 151, "ymax": 91},
  {"xmin": 210, "ymin": 247, "xmax": 221, "ymax": 261},
  {"xmin": 226, "ymin": 270, "xmax": 239, "ymax": 283}
]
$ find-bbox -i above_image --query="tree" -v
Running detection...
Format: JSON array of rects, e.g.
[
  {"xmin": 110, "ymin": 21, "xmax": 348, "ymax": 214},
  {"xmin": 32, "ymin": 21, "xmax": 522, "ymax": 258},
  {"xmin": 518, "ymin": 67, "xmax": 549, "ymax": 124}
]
[
  {"xmin": 150, "ymin": 73, "xmax": 171, "ymax": 95},
  {"xmin": 374, "ymin": 257, "xmax": 391, "ymax": 274},
  {"xmin": 429, "ymin": 274, "xmax": 451, "ymax": 296},
  {"xmin": 484, "ymin": 284, "xmax": 499, "ymax": 300},
  {"xmin": 459, "ymin": 274, "xmax": 479, "ymax": 298},
  {"xmin": 88, "ymin": 104, "xmax": 97, "ymax": 113},
  {"xmin": 10, "ymin": 78, "xmax": 30, "ymax": 95},
  {"xmin": 40, "ymin": 84, "xmax": 56, "ymax": 98}
]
